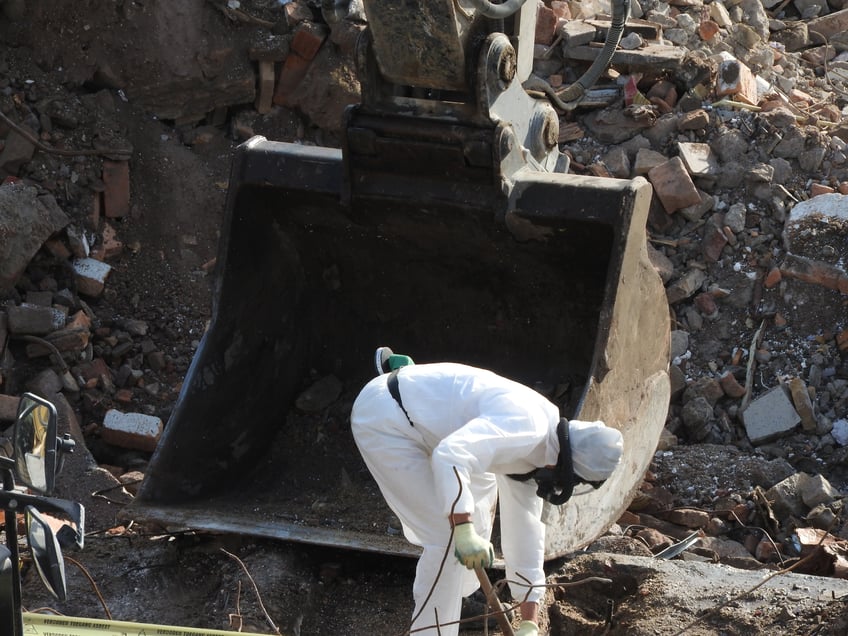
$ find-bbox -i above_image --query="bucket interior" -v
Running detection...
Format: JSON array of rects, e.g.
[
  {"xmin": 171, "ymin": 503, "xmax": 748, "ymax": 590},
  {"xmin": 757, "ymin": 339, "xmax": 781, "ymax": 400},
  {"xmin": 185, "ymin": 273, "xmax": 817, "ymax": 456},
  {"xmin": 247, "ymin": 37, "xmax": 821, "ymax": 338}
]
[{"xmin": 135, "ymin": 146, "xmax": 620, "ymax": 554}]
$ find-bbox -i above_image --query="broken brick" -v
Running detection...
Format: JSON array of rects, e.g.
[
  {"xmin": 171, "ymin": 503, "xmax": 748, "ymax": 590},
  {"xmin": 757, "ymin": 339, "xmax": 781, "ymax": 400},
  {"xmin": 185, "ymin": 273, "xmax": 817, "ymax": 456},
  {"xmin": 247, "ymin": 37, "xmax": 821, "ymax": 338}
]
[
  {"xmin": 73, "ymin": 257, "xmax": 113, "ymax": 298},
  {"xmin": 273, "ymin": 22, "xmax": 328, "ymax": 107},
  {"xmin": 810, "ymin": 183, "xmax": 835, "ymax": 197},
  {"xmin": 716, "ymin": 58, "xmax": 758, "ymax": 105},
  {"xmin": 101, "ymin": 409, "xmax": 163, "ymax": 453},
  {"xmin": 780, "ymin": 254, "xmax": 848, "ymax": 295}
]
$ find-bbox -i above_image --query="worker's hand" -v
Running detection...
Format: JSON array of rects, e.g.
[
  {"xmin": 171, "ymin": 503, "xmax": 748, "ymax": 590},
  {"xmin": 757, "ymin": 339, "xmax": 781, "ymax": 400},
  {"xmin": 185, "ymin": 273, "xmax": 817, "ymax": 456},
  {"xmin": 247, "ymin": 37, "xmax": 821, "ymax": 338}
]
[
  {"xmin": 453, "ymin": 522, "xmax": 494, "ymax": 570},
  {"xmin": 514, "ymin": 620, "xmax": 539, "ymax": 636}
]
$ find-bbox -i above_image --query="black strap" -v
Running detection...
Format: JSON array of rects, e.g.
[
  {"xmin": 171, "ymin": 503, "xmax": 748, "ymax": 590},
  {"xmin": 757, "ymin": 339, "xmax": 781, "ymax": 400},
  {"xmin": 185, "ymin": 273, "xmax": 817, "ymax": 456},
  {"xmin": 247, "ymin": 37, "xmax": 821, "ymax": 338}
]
[
  {"xmin": 508, "ymin": 418, "xmax": 580, "ymax": 505},
  {"xmin": 387, "ymin": 369, "xmax": 414, "ymax": 426}
]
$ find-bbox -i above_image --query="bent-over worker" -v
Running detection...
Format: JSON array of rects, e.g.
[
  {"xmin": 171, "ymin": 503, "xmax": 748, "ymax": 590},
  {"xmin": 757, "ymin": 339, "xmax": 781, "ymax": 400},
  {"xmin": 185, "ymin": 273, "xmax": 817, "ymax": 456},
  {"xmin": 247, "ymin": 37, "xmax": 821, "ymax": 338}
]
[{"xmin": 350, "ymin": 348, "xmax": 624, "ymax": 636}]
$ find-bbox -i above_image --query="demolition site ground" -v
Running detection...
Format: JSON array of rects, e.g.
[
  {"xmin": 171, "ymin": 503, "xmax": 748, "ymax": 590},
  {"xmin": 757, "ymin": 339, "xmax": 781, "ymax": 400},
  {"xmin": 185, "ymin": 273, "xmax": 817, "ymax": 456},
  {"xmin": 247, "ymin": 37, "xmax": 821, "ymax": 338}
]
[{"xmin": 2, "ymin": 1, "xmax": 848, "ymax": 635}]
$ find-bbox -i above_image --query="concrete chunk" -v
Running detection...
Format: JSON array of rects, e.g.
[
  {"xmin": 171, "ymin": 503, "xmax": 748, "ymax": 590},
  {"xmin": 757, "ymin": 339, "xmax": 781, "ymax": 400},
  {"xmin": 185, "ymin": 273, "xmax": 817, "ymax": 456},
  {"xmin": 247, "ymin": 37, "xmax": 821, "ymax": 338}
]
[
  {"xmin": 678, "ymin": 142, "xmax": 719, "ymax": 176},
  {"xmin": 743, "ymin": 385, "xmax": 801, "ymax": 444},
  {"xmin": 0, "ymin": 184, "xmax": 70, "ymax": 292}
]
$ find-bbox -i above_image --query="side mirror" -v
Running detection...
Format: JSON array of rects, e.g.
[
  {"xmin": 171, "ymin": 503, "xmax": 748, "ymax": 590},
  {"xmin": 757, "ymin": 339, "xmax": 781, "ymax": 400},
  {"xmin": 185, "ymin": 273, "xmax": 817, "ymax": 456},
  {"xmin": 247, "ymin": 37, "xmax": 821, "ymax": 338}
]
[
  {"xmin": 25, "ymin": 506, "xmax": 67, "ymax": 602},
  {"xmin": 13, "ymin": 394, "xmax": 63, "ymax": 495}
]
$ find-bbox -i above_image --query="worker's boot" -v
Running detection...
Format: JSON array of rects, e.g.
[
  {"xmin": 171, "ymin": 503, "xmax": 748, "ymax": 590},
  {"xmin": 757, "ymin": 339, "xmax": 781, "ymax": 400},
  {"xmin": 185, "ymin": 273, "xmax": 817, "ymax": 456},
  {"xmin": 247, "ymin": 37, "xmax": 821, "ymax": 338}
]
[{"xmin": 459, "ymin": 588, "xmax": 513, "ymax": 631}]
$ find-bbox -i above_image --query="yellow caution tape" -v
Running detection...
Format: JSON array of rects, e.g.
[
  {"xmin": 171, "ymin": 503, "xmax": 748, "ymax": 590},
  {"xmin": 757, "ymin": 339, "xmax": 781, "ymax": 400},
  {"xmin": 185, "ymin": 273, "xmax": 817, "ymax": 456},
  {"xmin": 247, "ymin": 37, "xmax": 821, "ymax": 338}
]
[{"xmin": 23, "ymin": 612, "xmax": 276, "ymax": 636}]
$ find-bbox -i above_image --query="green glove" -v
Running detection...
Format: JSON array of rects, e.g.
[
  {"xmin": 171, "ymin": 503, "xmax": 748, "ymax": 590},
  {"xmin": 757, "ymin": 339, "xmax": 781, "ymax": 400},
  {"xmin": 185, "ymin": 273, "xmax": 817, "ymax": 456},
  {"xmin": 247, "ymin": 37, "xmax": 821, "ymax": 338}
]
[
  {"xmin": 453, "ymin": 522, "xmax": 494, "ymax": 570},
  {"xmin": 514, "ymin": 620, "xmax": 539, "ymax": 636}
]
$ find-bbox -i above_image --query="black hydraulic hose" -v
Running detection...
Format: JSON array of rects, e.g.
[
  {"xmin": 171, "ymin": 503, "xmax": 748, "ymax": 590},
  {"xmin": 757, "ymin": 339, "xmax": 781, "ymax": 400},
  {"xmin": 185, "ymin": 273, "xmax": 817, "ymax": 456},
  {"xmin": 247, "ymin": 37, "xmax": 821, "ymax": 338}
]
[
  {"xmin": 471, "ymin": 0, "xmax": 529, "ymax": 19},
  {"xmin": 557, "ymin": 0, "xmax": 630, "ymax": 103}
]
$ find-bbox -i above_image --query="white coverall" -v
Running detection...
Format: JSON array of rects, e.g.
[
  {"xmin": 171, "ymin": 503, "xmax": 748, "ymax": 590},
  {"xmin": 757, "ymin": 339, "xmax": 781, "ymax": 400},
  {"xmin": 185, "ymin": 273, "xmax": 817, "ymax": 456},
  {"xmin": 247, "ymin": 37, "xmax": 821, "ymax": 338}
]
[{"xmin": 351, "ymin": 362, "xmax": 561, "ymax": 636}]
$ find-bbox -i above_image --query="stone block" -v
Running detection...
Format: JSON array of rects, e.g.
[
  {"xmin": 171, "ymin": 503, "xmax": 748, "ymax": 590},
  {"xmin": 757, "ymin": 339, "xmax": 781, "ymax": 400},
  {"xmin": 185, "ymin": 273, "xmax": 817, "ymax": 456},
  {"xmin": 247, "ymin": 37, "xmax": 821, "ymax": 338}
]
[
  {"xmin": 633, "ymin": 148, "xmax": 667, "ymax": 176},
  {"xmin": 806, "ymin": 8, "xmax": 848, "ymax": 39},
  {"xmin": 25, "ymin": 311, "xmax": 91, "ymax": 358},
  {"xmin": 557, "ymin": 19, "xmax": 596, "ymax": 47},
  {"xmin": 743, "ymin": 385, "xmax": 801, "ymax": 444},
  {"xmin": 798, "ymin": 473, "xmax": 840, "ymax": 508},
  {"xmin": 7, "ymin": 303, "xmax": 66, "ymax": 336},
  {"xmin": 25, "ymin": 368, "xmax": 63, "ymax": 396},
  {"xmin": 678, "ymin": 142, "xmax": 719, "ymax": 177},
  {"xmin": 0, "ymin": 185, "xmax": 70, "ymax": 292},
  {"xmin": 765, "ymin": 473, "xmax": 806, "ymax": 519},
  {"xmin": 666, "ymin": 268, "xmax": 707, "ymax": 304}
]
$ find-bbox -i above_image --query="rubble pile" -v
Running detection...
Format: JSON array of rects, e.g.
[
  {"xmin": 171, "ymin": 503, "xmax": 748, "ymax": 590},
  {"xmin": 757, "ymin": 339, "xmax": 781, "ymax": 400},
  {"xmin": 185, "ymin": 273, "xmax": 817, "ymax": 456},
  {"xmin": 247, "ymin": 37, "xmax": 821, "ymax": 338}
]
[{"xmin": 1, "ymin": 0, "xmax": 847, "ymax": 594}]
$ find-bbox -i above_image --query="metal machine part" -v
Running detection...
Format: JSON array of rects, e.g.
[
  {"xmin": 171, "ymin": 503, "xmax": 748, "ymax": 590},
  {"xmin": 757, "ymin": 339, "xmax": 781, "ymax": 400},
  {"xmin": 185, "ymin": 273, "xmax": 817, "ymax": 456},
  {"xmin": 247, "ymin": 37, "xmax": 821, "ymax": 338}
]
[{"xmin": 130, "ymin": 1, "xmax": 670, "ymax": 561}]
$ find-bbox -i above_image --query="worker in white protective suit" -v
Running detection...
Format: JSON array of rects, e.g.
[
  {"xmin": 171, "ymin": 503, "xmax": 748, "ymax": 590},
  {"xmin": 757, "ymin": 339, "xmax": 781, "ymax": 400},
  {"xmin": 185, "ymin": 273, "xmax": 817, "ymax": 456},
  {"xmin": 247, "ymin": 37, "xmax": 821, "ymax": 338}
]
[{"xmin": 350, "ymin": 348, "xmax": 624, "ymax": 636}]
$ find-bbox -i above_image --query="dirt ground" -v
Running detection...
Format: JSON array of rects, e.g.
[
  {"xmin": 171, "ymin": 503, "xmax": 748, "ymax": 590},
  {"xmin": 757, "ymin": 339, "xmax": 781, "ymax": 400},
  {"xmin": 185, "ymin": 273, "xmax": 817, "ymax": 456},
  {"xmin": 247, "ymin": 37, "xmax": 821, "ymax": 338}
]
[{"xmin": 3, "ymin": 1, "xmax": 848, "ymax": 635}]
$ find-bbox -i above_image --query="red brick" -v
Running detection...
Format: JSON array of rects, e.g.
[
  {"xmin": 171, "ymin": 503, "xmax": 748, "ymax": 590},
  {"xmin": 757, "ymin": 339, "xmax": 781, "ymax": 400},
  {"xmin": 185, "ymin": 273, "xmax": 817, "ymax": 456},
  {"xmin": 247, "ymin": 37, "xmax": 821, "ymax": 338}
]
[
  {"xmin": 699, "ymin": 19, "xmax": 720, "ymax": 41},
  {"xmin": 781, "ymin": 254, "xmax": 848, "ymax": 294},
  {"xmin": 702, "ymin": 222, "xmax": 728, "ymax": 262},
  {"xmin": 716, "ymin": 59, "xmax": 758, "ymax": 105},
  {"xmin": 810, "ymin": 183, "xmax": 835, "ymax": 197},
  {"xmin": 694, "ymin": 292, "xmax": 718, "ymax": 317},
  {"xmin": 764, "ymin": 266, "xmax": 782, "ymax": 288},
  {"xmin": 662, "ymin": 508, "xmax": 710, "ymax": 529},
  {"xmin": 648, "ymin": 157, "xmax": 702, "ymax": 213},
  {"xmin": 273, "ymin": 53, "xmax": 311, "ymax": 107},
  {"xmin": 291, "ymin": 22, "xmax": 327, "ymax": 60},
  {"xmin": 535, "ymin": 4, "xmax": 557, "ymax": 45},
  {"xmin": 102, "ymin": 160, "xmax": 130, "ymax": 218}
]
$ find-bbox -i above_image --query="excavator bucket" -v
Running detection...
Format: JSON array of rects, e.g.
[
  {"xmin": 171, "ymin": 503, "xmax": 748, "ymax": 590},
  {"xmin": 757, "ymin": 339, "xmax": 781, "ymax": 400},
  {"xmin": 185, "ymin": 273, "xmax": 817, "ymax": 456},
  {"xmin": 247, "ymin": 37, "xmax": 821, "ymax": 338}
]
[{"xmin": 129, "ymin": 0, "xmax": 669, "ymax": 560}]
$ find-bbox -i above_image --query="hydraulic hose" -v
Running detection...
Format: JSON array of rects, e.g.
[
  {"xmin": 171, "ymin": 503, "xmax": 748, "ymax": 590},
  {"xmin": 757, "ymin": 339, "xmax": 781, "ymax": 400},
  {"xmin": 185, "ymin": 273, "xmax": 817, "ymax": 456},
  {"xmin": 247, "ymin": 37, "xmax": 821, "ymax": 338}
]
[
  {"xmin": 470, "ymin": 0, "xmax": 529, "ymax": 19},
  {"xmin": 555, "ymin": 0, "xmax": 630, "ymax": 104}
]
